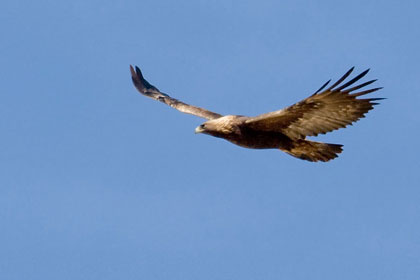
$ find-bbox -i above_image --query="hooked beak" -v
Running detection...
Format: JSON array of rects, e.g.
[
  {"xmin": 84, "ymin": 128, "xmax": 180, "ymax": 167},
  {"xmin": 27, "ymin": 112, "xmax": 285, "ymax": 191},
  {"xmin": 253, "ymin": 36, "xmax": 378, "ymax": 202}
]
[{"xmin": 195, "ymin": 126, "xmax": 205, "ymax": 134}]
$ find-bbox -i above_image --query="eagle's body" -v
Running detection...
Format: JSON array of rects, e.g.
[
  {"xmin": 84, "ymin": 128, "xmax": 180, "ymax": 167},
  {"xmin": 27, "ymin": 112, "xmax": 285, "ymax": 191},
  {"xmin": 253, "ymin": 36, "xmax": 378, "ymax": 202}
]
[
  {"xmin": 195, "ymin": 115, "xmax": 343, "ymax": 161},
  {"xmin": 130, "ymin": 65, "xmax": 383, "ymax": 162},
  {"xmin": 195, "ymin": 115, "xmax": 291, "ymax": 149}
]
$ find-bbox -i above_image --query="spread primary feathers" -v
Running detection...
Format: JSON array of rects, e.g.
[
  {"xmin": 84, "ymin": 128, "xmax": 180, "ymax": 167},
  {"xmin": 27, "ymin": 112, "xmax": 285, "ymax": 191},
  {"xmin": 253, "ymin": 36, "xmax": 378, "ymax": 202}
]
[{"xmin": 130, "ymin": 65, "xmax": 383, "ymax": 162}]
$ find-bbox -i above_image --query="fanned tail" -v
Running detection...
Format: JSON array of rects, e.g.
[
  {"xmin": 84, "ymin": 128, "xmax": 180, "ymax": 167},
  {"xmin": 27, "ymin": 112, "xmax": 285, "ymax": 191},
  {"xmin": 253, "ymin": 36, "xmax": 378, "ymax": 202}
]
[{"xmin": 282, "ymin": 139, "xmax": 343, "ymax": 162}]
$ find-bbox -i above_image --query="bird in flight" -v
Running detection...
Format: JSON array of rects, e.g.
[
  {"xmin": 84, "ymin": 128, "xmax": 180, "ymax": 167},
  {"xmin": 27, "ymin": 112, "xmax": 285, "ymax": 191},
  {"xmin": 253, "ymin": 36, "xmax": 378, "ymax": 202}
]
[{"xmin": 130, "ymin": 65, "xmax": 383, "ymax": 162}]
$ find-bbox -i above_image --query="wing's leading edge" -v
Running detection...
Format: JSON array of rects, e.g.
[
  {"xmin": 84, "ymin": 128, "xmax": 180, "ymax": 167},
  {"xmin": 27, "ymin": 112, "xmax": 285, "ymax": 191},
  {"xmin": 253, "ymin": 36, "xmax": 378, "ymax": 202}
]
[{"xmin": 130, "ymin": 65, "xmax": 222, "ymax": 120}]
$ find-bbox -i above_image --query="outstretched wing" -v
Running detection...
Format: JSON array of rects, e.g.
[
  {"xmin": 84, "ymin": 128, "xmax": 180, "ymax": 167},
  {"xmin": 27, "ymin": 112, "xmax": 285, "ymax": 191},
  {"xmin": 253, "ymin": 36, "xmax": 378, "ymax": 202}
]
[
  {"xmin": 245, "ymin": 67, "xmax": 384, "ymax": 139},
  {"xmin": 130, "ymin": 65, "xmax": 222, "ymax": 120}
]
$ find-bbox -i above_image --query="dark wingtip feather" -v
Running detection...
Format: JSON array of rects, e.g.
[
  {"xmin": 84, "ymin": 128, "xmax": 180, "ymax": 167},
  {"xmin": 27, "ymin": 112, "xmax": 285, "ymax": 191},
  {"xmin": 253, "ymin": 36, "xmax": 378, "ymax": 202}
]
[
  {"xmin": 351, "ymin": 87, "xmax": 383, "ymax": 97},
  {"xmin": 129, "ymin": 65, "xmax": 145, "ymax": 80},
  {"xmin": 130, "ymin": 65, "xmax": 138, "ymax": 82},
  {"xmin": 335, "ymin": 68, "xmax": 370, "ymax": 91},
  {"xmin": 366, "ymin": 97, "xmax": 386, "ymax": 106},
  {"xmin": 135, "ymin": 66, "xmax": 144, "ymax": 78},
  {"xmin": 312, "ymin": 79, "xmax": 331, "ymax": 95},
  {"xmin": 129, "ymin": 65, "xmax": 160, "ymax": 94},
  {"xmin": 368, "ymin": 97, "xmax": 386, "ymax": 103},
  {"xmin": 327, "ymin": 67, "xmax": 355, "ymax": 91},
  {"xmin": 368, "ymin": 97, "xmax": 386, "ymax": 100},
  {"xmin": 343, "ymin": 79, "xmax": 377, "ymax": 93},
  {"xmin": 130, "ymin": 65, "xmax": 144, "ymax": 92},
  {"xmin": 346, "ymin": 66, "xmax": 355, "ymax": 74}
]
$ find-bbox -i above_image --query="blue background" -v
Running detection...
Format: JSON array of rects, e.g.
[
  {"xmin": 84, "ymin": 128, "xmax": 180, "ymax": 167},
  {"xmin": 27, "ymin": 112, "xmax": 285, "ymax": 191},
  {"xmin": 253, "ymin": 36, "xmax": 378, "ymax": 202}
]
[{"xmin": 1, "ymin": 0, "xmax": 419, "ymax": 279}]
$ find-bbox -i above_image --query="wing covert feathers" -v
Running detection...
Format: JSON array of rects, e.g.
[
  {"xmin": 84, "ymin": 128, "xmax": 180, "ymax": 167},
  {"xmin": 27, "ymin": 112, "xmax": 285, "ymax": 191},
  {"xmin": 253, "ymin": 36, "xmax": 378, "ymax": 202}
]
[
  {"xmin": 245, "ymin": 68, "xmax": 383, "ymax": 139},
  {"xmin": 130, "ymin": 65, "xmax": 222, "ymax": 120}
]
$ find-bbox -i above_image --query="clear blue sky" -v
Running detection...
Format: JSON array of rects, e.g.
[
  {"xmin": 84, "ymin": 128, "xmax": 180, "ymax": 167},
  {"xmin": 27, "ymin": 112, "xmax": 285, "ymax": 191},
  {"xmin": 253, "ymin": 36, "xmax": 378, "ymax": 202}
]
[{"xmin": 1, "ymin": 0, "xmax": 419, "ymax": 279}]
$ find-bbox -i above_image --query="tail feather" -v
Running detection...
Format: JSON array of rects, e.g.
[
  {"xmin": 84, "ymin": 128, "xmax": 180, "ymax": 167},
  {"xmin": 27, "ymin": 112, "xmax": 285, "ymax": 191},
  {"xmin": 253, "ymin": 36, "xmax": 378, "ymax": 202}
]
[{"xmin": 283, "ymin": 139, "xmax": 343, "ymax": 162}]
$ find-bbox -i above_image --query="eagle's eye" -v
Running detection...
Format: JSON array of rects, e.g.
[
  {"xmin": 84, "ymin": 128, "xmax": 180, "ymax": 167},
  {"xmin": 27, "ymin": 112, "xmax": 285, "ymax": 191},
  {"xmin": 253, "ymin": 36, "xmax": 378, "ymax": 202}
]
[{"xmin": 200, "ymin": 124, "xmax": 205, "ymax": 129}]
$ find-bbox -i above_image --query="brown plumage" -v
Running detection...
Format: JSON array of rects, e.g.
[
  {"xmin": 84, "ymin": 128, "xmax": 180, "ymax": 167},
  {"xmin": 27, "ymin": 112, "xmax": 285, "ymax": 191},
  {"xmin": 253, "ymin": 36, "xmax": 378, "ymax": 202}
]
[{"xmin": 130, "ymin": 65, "xmax": 383, "ymax": 162}]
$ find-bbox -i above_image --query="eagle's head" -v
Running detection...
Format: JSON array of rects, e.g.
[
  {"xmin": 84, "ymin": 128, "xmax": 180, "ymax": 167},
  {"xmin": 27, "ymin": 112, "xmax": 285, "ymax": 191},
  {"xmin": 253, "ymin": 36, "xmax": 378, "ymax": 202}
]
[{"xmin": 195, "ymin": 115, "xmax": 241, "ymax": 137}]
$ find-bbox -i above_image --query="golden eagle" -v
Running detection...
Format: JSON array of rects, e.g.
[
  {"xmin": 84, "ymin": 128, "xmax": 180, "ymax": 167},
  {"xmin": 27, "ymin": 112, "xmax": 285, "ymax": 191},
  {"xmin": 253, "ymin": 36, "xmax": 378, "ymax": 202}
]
[{"xmin": 130, "ymin": 65, "xmax": 383, "ymax": 162}]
